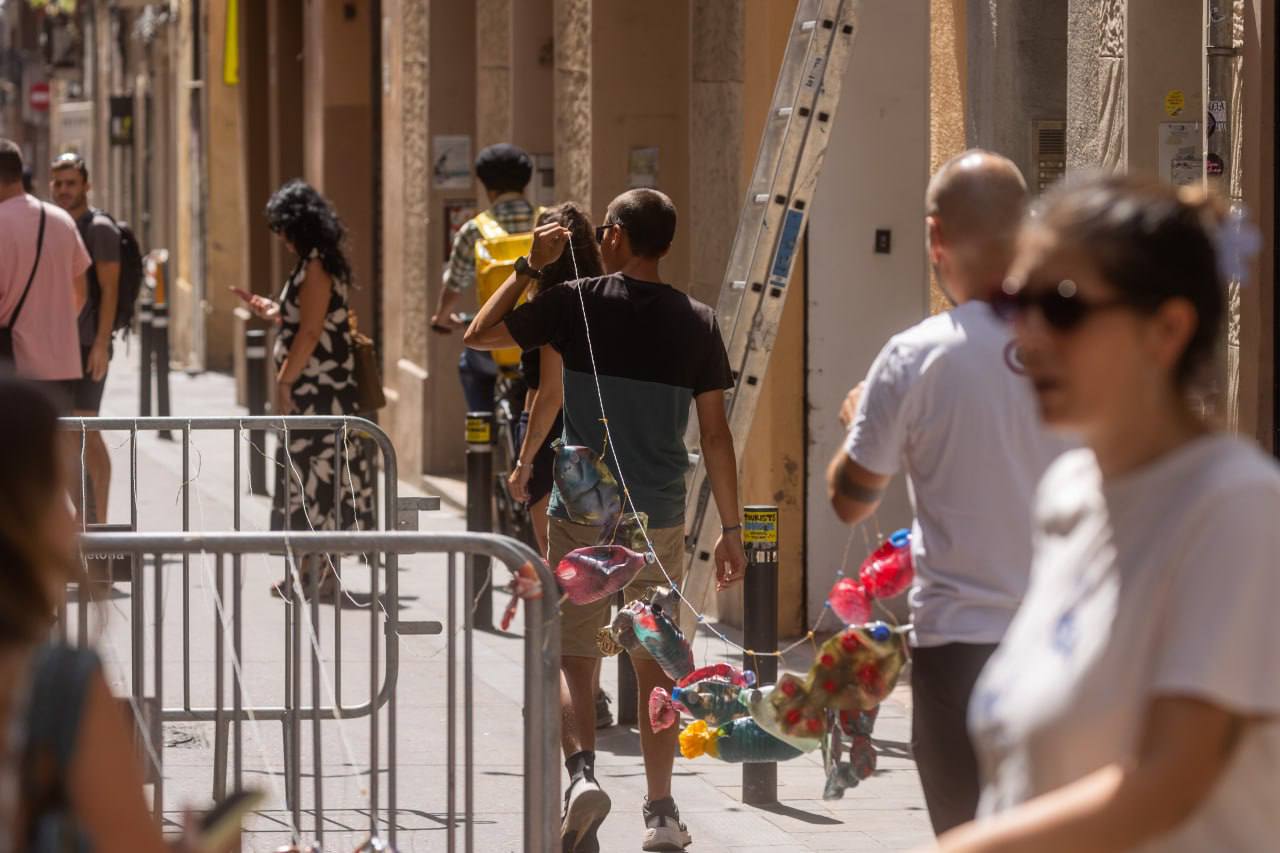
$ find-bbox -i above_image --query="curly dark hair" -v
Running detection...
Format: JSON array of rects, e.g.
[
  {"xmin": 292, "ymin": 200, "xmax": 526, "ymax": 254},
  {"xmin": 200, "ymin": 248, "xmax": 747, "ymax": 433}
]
[
  {"xmin": 264, "ymin": 180, "xmax": 354, "ymax": 284},
  {"xmin": 535, "ymin": 202, "xmax": 604, "ymax": 291}
]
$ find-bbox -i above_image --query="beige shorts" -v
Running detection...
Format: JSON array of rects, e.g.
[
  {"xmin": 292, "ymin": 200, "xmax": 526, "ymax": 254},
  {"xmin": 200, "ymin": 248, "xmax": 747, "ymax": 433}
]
[{"xmin": 549, "ymin": 517, "xmax": 686, "ymax": 659}]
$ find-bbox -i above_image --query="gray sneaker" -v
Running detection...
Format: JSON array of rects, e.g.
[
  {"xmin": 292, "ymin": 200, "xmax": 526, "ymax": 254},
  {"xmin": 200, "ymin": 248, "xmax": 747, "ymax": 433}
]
[
  {"xmin": 595, "ymin": 689, "xmax": 614, "ymax": 729},
  {"xmin": 642, "ymin": 796, "xmax": 691, "ymax": 851},
  {"xmin": 562, "ymin": 773, "xmax": 611, "ymax": 852}
]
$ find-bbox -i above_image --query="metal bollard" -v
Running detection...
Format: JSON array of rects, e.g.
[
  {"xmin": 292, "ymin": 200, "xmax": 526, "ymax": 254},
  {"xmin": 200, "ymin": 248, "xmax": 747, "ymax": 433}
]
[
  {"xmin": 742, "ymin": 505, "xmax": 779, "ymax": 806},
  {"xmin": 153, "ymin": 302, "xmax": 172, "ymax": 439},
  {"xmin": 465, "ymin": 412, "xmax": 495, "ymax": 630},
  {"xmin": 245, "ymin": 328, "xmax": 269, "ymax": 495},
  {"xmin": 138, "ymin": 294, "xmax": 154, "ymax": 417},
  {"xmin": 616, "ymin": 593, "xmax": 638, "ymax": 726}
]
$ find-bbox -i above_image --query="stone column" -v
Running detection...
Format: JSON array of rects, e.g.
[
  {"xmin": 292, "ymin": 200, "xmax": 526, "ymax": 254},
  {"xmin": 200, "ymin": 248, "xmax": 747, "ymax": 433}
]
[
  {"xmin": 380, "ymin": 0, "xmax": 432, "ymax": 476},
  {"xmin": 1066, "ymin": 0, "xmax": 1126, "ymax": 170},
  {"xmin": 1238, "ymin": 0, "xmax": 1275, "ymax": 448},
  {"xmin": 689, "ymin": 0, "xmax": 744, "ymax": 308},
  {"xmin": 553, "ymin": 0, "xmax": 591, "ymax": 207},
  {"xmin": 476, "ymin": 0, "xmax": 513, "ymax": 150}
]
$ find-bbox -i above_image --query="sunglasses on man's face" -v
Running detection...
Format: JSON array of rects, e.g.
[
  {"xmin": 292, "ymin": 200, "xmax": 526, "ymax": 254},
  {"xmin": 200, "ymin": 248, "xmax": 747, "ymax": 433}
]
[{"xmin": 990, "ymin": 279, "xmax": 1131, "ymax": 333}]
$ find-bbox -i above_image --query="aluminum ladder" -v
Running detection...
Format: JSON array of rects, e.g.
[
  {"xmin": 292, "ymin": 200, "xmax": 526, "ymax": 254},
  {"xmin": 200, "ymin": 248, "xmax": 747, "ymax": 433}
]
[{"xmin": 682, "ymin": 0, "xmax": 862, "ymax": 629}]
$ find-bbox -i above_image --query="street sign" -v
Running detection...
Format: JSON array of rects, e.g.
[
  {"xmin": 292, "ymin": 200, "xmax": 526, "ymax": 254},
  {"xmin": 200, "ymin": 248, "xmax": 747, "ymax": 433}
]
[{"xmin": 29, "ymin": 81, "xmax": 50, "ymax": 112}]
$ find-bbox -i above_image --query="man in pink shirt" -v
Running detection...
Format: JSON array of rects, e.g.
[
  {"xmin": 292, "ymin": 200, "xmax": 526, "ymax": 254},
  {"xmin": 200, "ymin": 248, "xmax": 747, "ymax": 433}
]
[{"xmin": 0, "ymin": 139, "xmax": 89, "ymax": 409}]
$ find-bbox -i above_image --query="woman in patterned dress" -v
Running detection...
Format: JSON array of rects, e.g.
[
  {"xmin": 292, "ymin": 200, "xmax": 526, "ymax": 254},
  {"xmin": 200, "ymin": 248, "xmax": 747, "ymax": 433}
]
[{"xmin": 247, "ymin": 180, "xmax": 375, "ymax": 598}]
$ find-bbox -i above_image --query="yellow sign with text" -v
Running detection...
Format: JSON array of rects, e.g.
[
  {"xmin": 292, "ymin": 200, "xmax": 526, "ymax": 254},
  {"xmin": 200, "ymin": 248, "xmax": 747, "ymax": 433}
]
[{"xmin": 743, "ymin": 508, "xmax": 778, "ymax": 545}]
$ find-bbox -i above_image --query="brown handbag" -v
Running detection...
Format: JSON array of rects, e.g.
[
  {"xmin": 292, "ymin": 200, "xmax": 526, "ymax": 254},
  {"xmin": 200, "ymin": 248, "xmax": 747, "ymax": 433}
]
[{"xmin": 348, "ymin": 309, "xmax": 386, "ymax": 413}]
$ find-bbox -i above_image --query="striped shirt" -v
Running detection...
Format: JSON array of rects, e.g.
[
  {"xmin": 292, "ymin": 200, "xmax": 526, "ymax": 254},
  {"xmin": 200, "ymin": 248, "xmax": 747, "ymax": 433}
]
[{"xmin": 443, "ymin": 194, "xmax": 537, "ymax": 292}]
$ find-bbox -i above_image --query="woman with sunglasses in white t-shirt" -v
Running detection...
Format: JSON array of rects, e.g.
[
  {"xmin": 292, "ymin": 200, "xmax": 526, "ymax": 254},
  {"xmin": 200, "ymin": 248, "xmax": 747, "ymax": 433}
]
[{"xmin": 932, "ymin": 174, "xmax": 1280, "ymax": 852}]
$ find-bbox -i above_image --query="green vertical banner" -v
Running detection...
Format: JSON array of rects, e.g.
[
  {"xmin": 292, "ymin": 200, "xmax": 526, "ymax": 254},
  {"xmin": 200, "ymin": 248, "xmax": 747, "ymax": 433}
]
[{"xmin": 223, "ymin": 0, "xmax": 240, "ymax": 86}]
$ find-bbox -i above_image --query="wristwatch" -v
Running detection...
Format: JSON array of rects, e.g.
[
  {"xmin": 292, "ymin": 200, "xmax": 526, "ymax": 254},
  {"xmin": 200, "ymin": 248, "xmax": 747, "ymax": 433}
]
[{"xmin": 514, "ymin": 255, "xmax": 543, "ymax": 281}]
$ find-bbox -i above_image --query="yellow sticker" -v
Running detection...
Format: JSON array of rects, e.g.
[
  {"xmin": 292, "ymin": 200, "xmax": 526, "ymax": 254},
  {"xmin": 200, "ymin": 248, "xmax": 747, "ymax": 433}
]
[
  {"xmin": 1164, "ymin": 89, "xmax": 1186, "ymax": 117},
  {"xmin": 743, "ymin": 508, "xmax": 778, "ymax": 545},
  {"xmin": 465, "ymin": 417, "xmax": 492, "ymax": 444}
]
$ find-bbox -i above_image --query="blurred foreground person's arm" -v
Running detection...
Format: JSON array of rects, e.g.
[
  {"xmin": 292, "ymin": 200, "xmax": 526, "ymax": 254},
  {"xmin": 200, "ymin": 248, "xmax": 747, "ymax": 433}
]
[{"xmin": 936, "ymin": 697, "xmax": 1246, "ymax": 853}]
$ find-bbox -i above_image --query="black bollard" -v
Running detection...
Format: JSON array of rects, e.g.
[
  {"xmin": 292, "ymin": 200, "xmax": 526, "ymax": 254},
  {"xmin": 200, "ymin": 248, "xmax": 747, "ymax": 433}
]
[
  {"xmin": 153, "ymin": 302, "xmax": 172, "ymax": 439},
  {"xmin": 246, "ymin": 328, "xmax": 269, "ymax": 495},
  {"xmin": 465, "ymin": 412, "xmax": 495, "ymax": 630},
  {"xmin": 742, "ymin": 505, "xmax": 779, "ymax": 806},
  {"xmin": 138, "ymin": 295, "xmax": 154, "ymax": 417}
]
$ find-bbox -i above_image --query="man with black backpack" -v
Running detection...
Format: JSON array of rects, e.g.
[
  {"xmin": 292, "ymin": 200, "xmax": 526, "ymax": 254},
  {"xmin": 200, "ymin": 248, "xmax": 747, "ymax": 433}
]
[{"xmin": 50, "ymin": 153, "xmax": 142, "ymax": 524}]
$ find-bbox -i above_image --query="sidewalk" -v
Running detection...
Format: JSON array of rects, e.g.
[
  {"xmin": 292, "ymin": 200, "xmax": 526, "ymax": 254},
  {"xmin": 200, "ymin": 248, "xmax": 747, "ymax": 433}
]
[{"xmin": 84, "ymin": 346, "xmax": 933, "ymax": 851}]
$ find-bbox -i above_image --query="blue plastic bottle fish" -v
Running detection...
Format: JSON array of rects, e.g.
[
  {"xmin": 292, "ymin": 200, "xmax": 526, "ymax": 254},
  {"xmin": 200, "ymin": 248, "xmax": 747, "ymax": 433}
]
[
  {"xmin": 552, "ymin": 440, "xmax": 622, "ymax": 525},
  {"xmin": 631, "ymin": 602, "xmax": 694, "ymax": 682}
]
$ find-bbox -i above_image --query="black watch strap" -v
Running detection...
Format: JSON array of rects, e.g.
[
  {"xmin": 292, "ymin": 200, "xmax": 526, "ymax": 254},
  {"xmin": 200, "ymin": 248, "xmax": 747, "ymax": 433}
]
[{"xmin": 515, "ymin": 255, "xmax": 543, "ymax": 280}]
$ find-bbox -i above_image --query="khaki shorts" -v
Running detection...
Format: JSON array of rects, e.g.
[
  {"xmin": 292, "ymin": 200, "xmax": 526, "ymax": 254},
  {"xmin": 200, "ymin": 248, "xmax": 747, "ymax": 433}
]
[{"xmin": 550, "ymin": 517, "xmax": 686, "ymax": 659}]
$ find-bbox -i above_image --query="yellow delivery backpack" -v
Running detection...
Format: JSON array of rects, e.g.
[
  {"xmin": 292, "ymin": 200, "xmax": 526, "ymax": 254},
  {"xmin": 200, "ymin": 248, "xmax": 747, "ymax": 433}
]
[{"xmin": 474, "ymin": 207, "xmax": 544, "ymax": 368}]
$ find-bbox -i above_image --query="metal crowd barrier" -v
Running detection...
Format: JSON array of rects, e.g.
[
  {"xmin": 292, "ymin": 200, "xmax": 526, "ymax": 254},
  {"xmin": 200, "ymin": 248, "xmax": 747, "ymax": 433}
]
[{"xmin": 76, "ymin": 530, "xmax": 560, "ymax": 851}]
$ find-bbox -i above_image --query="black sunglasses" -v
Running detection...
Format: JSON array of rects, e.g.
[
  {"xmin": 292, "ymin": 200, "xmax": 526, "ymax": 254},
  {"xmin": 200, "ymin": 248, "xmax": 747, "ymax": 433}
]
[
  {"xmin": 991, "ymin": 279, "xmax": 1131, "ymax": 332},
  {"xmin": 595, "ymin": 222, "xmax": 623, "ymax": 243}
]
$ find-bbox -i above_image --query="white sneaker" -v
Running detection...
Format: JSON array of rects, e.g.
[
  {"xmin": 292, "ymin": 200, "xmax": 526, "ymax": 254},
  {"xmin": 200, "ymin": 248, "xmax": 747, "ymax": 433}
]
[
  {"xmin": 642, "ymin": 797, "xmax": 692, "ymax": 851},
  {"xmin": 561, "ymin": 773, "xmax": 611, "ymax": 852}
]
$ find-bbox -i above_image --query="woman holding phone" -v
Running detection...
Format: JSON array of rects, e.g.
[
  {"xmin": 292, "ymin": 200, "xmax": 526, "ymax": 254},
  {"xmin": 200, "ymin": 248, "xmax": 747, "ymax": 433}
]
[
  {"xmin": 933, "ymin": 175, "xmax": 1280, "ymax": 851},
  {"xmin": 244, "ymin": 180, "xmax": 374, "ymax": 598}
]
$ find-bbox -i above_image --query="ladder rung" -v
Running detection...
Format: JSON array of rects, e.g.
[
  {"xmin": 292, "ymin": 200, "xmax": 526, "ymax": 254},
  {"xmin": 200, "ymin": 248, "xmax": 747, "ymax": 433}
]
[
  {"xmin": 730, "ymin": 280, "xmax": 747, "ymax": 291},
  {"xmin": 752, "ymin": 193, "xmax": 770, "ymax": 204},
  {"xmin": 775, "ymin": 106, "xmax": 794, "ymax": 119},
  {"xmin": 800, "ymin": 20, "xmax": 817, "ymax": 32}
]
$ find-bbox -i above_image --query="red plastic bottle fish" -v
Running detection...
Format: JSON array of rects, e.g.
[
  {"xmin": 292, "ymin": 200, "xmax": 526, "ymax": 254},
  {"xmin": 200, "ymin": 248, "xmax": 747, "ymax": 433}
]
[
  {"xmin": 555, "ymin": 545, "xmax": 648, "ymax": 605},
  {"xmin": 858, "ymin": 528, "xmax": 913, "ymax": 600}
]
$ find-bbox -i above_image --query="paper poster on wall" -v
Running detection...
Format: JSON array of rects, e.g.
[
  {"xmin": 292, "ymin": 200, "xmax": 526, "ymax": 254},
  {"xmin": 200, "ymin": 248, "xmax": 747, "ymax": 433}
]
[
  {"xmin": 443, "ymin": 199, "xmax": 477, "ymax": 259},
  {"xmin": 1158, "ymin": 122, "xmax": 1201, "ymax": 187},
  {"xmin": 433, "ymin": 135, "xmax": 473, "ymax": 189},
  {"xmin": 532, "ymin": 153, "xmax": 556, "ymax": 207},
  {"xmin": 628, "ymin": 146, "xmax": 660, "ymax": 189}
]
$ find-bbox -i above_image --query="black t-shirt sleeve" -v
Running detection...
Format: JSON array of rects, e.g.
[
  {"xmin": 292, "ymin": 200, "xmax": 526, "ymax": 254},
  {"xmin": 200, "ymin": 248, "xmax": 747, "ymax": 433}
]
[
  {"xmin": 694, "ymin": 318, "xmax": 735, "ymax": 395},
  {"xmin": 505, "ymin": 283, "xmax": 575, "ymax": 352}
]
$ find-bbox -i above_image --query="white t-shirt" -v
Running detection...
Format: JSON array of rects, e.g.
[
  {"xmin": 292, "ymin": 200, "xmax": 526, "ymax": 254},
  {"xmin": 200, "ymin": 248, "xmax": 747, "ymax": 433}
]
[
  {"xmin": 844, "ymin": 300, "xmax": 1064, "ymax": 646},
  {"xmin": 970, "ymin": 435, "xmax": 1280, "ymax": 850}
]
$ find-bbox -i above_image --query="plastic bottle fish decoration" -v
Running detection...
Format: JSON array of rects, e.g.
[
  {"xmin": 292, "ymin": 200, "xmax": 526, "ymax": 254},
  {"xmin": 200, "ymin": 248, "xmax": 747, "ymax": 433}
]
[
  {"xmin": 743, "ymin": 685, "xmax": 822, "ymax": 753},
  {"xmin": 632, "ymin": 602, "xmax": 695, "ymax": 682},
  {"xmin": 555, "ymin": 545, "xmax": 649, "ymax": 605},
  {"xmin": 499, "ymin": 561, "xmax": 544, "ymax": 631},
  {"xmin": 552, "ymin": 440, "xmax": 622, "ymax": 525},
  {"xmin": 828, "ymin": 577, "xmax": 872, "ymax": 625},
  {"xmin": 677, "ymin": 663, "xmax": 756, "ymax": 689},
  {"xmin": 672, "ymin": 680, "xmax": 749, "ymax": 727},
  {"xmin": 679, "ymin": 718, "xmax": 804, "ymax": 763},
  {"xmin": 648, "ymin": 686, "xmax": 685, "ymax": 732},
  {"xmin": 598, "ymin": 510, "xmax": 650, "ymax": 552},
  {"xmin": 767, "ymin": 622, "xmax": 906, "ymax": 739},
  {"xmin": 823, "ymin": 733, "xmax": 877, "ymax": 800},
  {"xmin": 826, "ymin": 529, "xmax": 914, "ymax": 627},
  {"xmin": 859, "ymin": 528, "xmax": 913, "ymax": 600}
]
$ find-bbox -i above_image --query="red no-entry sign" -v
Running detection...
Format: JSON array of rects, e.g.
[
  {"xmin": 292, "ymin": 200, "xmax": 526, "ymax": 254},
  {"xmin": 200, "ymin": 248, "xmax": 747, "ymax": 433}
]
[{"xmin": 29, "ymin": 82, "xmax": 50, "ymax": 112}]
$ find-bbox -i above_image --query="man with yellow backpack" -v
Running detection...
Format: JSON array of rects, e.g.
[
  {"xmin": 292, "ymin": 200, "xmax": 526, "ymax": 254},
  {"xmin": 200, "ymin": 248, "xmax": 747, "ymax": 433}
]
[
  {"xmin": 430, "ymin": 143, "xmax": 617, "ymax": 729},
  {"xmin": 430, "ymin": 143, "xmax": 541, "ymax": 412}
]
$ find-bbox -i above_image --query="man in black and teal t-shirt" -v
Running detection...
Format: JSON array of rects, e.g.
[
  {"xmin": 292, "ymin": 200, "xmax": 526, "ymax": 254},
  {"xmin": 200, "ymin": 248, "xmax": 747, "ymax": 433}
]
[{"xmin": 466, "ymin": 188, "xmax": 747, "ymax": 852}]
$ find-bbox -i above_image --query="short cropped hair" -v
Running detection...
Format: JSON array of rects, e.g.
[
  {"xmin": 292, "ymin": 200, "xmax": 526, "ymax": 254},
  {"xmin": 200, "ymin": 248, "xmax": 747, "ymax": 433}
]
[
  {"xmin": 606, "ymin": 188, "xmax": 677, "ymax": 259},
  {"xmin": 0, "ymin": 139, "xmax": 24, "ymax": 185},
  {"xmin": 474, "ymin": 143, "xmax": 532, "ymax": 194},
  {"xmin": 51, "ymin": 152, "xmax": 89, "ymax": 182}
]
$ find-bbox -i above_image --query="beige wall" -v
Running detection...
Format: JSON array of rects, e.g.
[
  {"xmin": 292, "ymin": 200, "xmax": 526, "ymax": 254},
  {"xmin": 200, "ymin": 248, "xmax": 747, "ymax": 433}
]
[
  {"xmin": 807, "ymin": 0, "xmax": 930, "ymax": 622},
  {"xmin": 1125, "ymin": 0, "xmax": 1203, "ymax": 178},
  {"xmin": 423, "ymin": 0, "xmax": 478, "ymax": 473},
  {"xmin": 588, "ymin": 0, "xmax": 692, "ymax": 283},
  {"xmin": 203, "ymin": 0, "xmax": 247, "ymax": 372}
]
